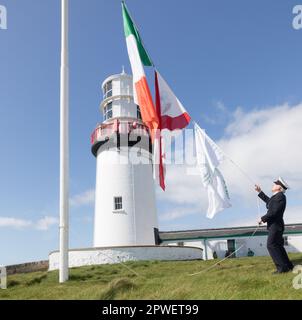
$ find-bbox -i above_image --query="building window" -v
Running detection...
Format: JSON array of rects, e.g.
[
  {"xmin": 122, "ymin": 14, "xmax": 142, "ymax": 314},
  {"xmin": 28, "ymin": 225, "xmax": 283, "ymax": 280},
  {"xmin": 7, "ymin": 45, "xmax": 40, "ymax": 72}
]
[
  {"xmin": 114, "ymin": 196, "xmax": 123, "ymax": 210},
  {"xmin": 137, "ymin": 105, "xmax": 142, "ymax": 120},
  {"xmin": 177, "ymin": 242, "xmax": 184, "ymax": 246},
  {"xmin": 104, "ymin": 102, "xmax": 113, "ymax": 121},
  {"xmin": 284, "ymin": 236, "xmax": 289, "ymax": 246},
  {"xmin": 103, "ymin": 81, "xmax": 112, "ymax": 99}
]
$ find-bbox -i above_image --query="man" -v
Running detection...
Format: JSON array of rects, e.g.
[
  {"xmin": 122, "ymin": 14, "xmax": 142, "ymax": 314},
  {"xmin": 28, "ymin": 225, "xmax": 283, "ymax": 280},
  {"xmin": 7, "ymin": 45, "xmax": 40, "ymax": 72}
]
[
  {"xmin": 247, "ymin": 248, "xmax": 255, "ymax": 257},
  {"xmin": 255, "ymin": 177, "xmax": 294, "ymax": 274}
]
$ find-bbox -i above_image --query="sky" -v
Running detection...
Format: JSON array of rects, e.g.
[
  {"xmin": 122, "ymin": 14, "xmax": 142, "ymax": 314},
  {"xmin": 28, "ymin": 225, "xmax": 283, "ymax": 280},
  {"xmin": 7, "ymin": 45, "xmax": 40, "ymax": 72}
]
[{"xmin": 0, "ymin": 0, "xmax": 302, "ymax": 265}]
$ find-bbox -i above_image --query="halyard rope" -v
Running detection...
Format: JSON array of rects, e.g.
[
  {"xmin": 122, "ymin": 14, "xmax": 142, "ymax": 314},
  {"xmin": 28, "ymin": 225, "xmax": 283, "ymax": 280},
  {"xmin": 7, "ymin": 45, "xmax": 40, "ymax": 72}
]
[
  {"xmin": 68, "ymin": 228, "xmax": 144, "ymax": 279},
  {"xmin": 188, "ymin": 224, "xmax": 261, "ymax": 276},
  {"xmin": 67, "ymin": 142, "xmax": 262, "ymax": 279},
  {"xmin": 188, "ymin": 153, "xmax": 263, "ymax": 276}
]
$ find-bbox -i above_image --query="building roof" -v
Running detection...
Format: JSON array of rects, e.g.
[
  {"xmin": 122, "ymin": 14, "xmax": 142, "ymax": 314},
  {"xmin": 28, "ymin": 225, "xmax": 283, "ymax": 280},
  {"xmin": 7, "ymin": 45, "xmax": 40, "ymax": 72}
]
[{"xmin": 159, "ymin": 223, "xmax": 302, "ymax": 242}]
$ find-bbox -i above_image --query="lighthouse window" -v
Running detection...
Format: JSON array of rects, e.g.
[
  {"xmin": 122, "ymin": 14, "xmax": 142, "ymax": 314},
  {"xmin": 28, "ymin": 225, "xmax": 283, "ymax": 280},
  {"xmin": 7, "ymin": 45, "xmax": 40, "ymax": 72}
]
[
  {"xmin": 104, "ymin": 102, "xmax": 113, "ymax": 120},
  {"xmin": 103, "ymin": 81, "xmax": 112, "ymax": 99},
  {"xmin": 114, "ymin": 196, "xmax": 123, "ymax": 210},
  {"xmin": 137, "ymin": 105, "xmax": 142, "ymax": 120}
]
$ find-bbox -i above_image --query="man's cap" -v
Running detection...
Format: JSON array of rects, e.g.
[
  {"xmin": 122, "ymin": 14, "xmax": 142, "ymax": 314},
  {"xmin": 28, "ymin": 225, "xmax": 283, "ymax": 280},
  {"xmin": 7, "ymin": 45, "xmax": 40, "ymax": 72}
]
[{"xmin": 274, "ymin": 176, "xmax": 290, "ymax": 190}]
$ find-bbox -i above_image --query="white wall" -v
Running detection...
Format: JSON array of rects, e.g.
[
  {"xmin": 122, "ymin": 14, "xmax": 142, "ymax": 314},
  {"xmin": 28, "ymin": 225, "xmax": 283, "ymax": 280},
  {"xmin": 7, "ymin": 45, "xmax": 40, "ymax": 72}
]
[
  {"xmin": 94, "ymin": 73, "xmax": 157, "ymax": 248},
  {"xmin": 163, "ymin": 234, "xmax": 302, "ymax": 260},
  {"xmin": 285, "ymin": 234, "xmax": 302, "ymax": 253},
  {"xmin": 94, "ymin": 147, "xmax": 158, "ymax": 247},
  {"xmin": 104, "ymin": 74, "xmax": 138, "ymax": 120},
  {"xmin": 112, "ymin": 75, "xmax": 137, "ymax": 119},
  {"xmin": 49, "ymin": 246, "xmax": 203, "ymax": 271},
  {"xmin": 113, "ymin": 99, "xmax": 137, "ymax": 119}
]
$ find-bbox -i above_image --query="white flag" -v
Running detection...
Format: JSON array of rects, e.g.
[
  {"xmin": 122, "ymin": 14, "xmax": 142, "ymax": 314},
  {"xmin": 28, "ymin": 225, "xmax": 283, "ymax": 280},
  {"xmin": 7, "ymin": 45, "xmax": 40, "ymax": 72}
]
[{"xmin": 194, "ymin": 122, "xmax": 231, "ymax": 218}]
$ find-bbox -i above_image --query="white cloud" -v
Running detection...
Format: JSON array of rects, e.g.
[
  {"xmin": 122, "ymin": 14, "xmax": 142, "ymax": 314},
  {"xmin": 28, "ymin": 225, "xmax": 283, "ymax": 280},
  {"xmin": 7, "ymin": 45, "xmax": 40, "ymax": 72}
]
[
  {"xmin": 159, "ymin": 206, "xmax": 200, "ymax": 222},
  {"xmin": 219, "ymin": 205, "xmax": 302, "ymax": 228},
  {"xmin": 35, "ymin": 216, "xmax": 59, "ymax": 231},
  {"xmin": 283, "ymin": 205, "xmax": 302, "ymax": 224},
  {"xmin": 0, "ymin": 188, "xmax": 96, "ymax": 231},
  {"xmin": 70, "ymin": 189, "xmax": 95, "ymax": 207},
  {"xmin": 158, "ymin": 102, "xmax": 302, "ymax": 226},
  {"xmin": 0, "ymin": 217, "xmax": 32, "ymax": 229},
  {"xmin": 219, "ymin": 103, "xmax": 302, "ymax": 196},
  {"xmin": 216, "ymin": 101, "xmax": 227, "ymax": 112},
  {"xmin": 0, "ymin": 216, "xmax": 58, "ymax": 231},
  {"xmin": 157, "ymin": 164, "xmax": 208, "ymax": 208},
  {"xmin": 202, "ymin": 100, "xmax": 230, "ymax": 125}
]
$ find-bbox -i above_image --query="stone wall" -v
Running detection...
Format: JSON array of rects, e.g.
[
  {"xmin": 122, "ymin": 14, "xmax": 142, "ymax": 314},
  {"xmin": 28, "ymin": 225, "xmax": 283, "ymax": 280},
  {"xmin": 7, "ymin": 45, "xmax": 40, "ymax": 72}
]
[{"xmin": 6, "ymin": 261, "xmax": 49, "ymax": 275}]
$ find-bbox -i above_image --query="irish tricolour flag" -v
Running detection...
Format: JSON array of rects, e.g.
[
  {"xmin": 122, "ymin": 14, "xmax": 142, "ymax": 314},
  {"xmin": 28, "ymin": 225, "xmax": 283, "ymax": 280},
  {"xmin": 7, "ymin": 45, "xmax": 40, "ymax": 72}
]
[
  {"xmin": 122, "ymin": 2, "xmax": 159, "ymax": 140},
  {"xmin": 122, "ymin": 2, "xmax": 191, "ymax": 191}
]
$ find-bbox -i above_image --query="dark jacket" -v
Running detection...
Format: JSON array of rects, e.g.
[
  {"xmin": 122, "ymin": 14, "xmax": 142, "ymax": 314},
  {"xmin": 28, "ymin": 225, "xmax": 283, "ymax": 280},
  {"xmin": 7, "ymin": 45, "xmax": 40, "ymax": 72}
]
[{"xmin": 258, "ymin": 191, "xmax": 286, "ymax": 230}]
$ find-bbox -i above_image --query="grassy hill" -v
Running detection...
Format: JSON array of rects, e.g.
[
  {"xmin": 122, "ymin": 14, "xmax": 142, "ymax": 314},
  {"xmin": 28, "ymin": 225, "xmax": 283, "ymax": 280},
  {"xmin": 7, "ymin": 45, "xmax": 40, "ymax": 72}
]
[{"xmin": 1, "ymin": 253, "xmax": 302, "ymax": 300}]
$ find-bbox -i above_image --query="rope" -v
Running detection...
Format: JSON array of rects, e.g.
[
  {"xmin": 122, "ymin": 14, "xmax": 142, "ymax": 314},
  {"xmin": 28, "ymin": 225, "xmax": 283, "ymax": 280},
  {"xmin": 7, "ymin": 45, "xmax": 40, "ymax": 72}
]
[
  {"xmin": 66, "ymin": 131, "xmax": 263, "ymax": 280},
  {"xmin": 226, "ymin": 157, "xmax": 256, "ymax": 186},
  {"xmin": 68, "ymin": 228, "xmax": 144, "ymax": 279},
  {"xmin": 95, "ymin": 250, "xmax": 144, "ymax": 279},
  {"xmin": 188, "ymin": 224, "xmax": 261, "ymax": 276},
  {"xmin": 187, "ymin": 141, "xmax": 263, "ymax": 276}
]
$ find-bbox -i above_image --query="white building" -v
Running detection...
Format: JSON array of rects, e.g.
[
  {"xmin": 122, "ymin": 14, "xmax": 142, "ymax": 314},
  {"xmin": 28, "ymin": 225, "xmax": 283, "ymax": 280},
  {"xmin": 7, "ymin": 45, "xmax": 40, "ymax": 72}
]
[
  {"xmin": 49, "ymin": 71, "xmax": 209, "ymax": 270},
  {"xmin": 48, "ymin": 70, "xmax": 302, "ymax": 272},
  {"xmin": 91, "ymin": 70, "xmax": 159, "ymax": 247},
  {"xmin": 159, "ymin": 224, "xmax": 302, "ymax": 260}
]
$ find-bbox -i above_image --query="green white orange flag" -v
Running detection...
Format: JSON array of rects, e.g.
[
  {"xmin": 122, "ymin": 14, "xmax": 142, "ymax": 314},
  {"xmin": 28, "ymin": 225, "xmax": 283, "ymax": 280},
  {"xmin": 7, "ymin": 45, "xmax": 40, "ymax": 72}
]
[
  {"xmin": 122, "ymin": 2, "xmax": 159, "ymax": 140},
  {"xmin": 122, "ymin": 2, "xmax": 191, "ymax": 191}
]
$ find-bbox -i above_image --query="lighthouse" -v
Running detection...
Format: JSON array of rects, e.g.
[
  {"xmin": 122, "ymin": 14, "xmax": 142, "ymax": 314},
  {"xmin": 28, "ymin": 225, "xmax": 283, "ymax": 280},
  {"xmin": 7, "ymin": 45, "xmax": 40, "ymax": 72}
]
[
  {"xmin": 48, "ymin": 70, "xmax": 203, "ymax": 271},
  {"xmin": 91, "ymin": 70, "xmax": 159, "ymax": 247}
]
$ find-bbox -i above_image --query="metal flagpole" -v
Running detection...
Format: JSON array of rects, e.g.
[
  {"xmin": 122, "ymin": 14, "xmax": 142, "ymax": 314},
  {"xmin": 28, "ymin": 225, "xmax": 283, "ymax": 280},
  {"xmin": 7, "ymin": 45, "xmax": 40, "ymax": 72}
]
[{"xmin": 59, "ymin": 0, "xmax": 69, "ymax": 283}]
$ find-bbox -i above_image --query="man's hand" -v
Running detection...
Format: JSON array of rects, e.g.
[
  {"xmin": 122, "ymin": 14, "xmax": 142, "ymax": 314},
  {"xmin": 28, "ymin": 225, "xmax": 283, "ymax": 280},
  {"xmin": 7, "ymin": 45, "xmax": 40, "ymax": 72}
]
[{"xmin": 255, "ymin": 184, "xmax": 262, "ymax": 193}]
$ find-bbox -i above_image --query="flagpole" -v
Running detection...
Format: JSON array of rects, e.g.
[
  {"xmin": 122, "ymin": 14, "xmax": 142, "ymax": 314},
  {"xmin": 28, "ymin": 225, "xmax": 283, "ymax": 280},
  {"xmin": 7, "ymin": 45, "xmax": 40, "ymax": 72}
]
[{"xmin": 59, "ymin": 0, "xmax": 69, "ymax": 283}]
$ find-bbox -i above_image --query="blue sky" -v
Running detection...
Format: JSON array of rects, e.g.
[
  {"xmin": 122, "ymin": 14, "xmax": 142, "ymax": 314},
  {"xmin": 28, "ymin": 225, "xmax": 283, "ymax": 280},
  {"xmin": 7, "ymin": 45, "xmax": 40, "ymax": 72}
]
[{"xmin": 1, "ymin": 0, "xmax": 302, "ymax": 265}]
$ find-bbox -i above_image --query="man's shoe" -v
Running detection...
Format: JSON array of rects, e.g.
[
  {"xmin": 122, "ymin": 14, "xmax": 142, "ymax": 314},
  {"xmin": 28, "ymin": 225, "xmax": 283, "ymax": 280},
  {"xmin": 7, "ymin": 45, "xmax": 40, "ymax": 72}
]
[{"xmin": 272, "ymin": 269, "xmax": 290, "ymax": 274}]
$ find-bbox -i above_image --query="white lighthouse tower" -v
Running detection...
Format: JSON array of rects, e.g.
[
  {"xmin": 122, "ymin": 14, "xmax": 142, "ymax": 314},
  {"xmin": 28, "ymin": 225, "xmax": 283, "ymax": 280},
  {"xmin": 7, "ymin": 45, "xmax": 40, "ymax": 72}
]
[
  {"xmin": 48, "ymin": 70, "xmax": 203, "ymax": 271},
  {"xmin": 91, "ymin": 70, "xmax": 159, "ymax": 247}
]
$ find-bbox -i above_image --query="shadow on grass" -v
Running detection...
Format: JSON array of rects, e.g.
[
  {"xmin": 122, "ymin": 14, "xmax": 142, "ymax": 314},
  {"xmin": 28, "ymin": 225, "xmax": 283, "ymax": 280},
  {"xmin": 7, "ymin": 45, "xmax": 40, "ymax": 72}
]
[
  {"xmin": 69, "ymin": 274, "xmax": 94, "ymax": 281},
  {"xmin": 7, "ymin": 280, "xmax": 20, "ymax": 287},
  {"xmin": 26, "ymin": 274, "xmax": 48, "ymax": 286},
  {"xmin": 99, "ymin": 278, "xmax": 137, "ymax": 300},
  {"xmin": 292, "ymin": 257, "xmax": 302, "ymax": 266}
]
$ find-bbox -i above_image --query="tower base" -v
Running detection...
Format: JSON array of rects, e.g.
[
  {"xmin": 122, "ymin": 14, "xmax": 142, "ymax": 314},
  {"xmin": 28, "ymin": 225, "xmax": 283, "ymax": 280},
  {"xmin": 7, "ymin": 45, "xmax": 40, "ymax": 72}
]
[{"xmin": 48, "ymin": 245, "xmax": 203, "ymax": 271}]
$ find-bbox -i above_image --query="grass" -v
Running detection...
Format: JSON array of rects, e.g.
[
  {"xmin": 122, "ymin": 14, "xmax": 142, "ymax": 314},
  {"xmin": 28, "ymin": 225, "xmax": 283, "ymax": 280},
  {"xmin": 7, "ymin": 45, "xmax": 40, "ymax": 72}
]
[{"xmin": 1, "ymin": 253, "xmax": 302, "ymax": 300}]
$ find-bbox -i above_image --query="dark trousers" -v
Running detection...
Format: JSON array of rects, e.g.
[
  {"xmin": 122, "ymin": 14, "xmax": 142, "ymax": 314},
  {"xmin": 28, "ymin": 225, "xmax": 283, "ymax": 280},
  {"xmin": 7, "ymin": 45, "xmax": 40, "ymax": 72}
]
[{"xmin": 267, "ymin": 226, "xmax": 293, "ymax": 272}]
